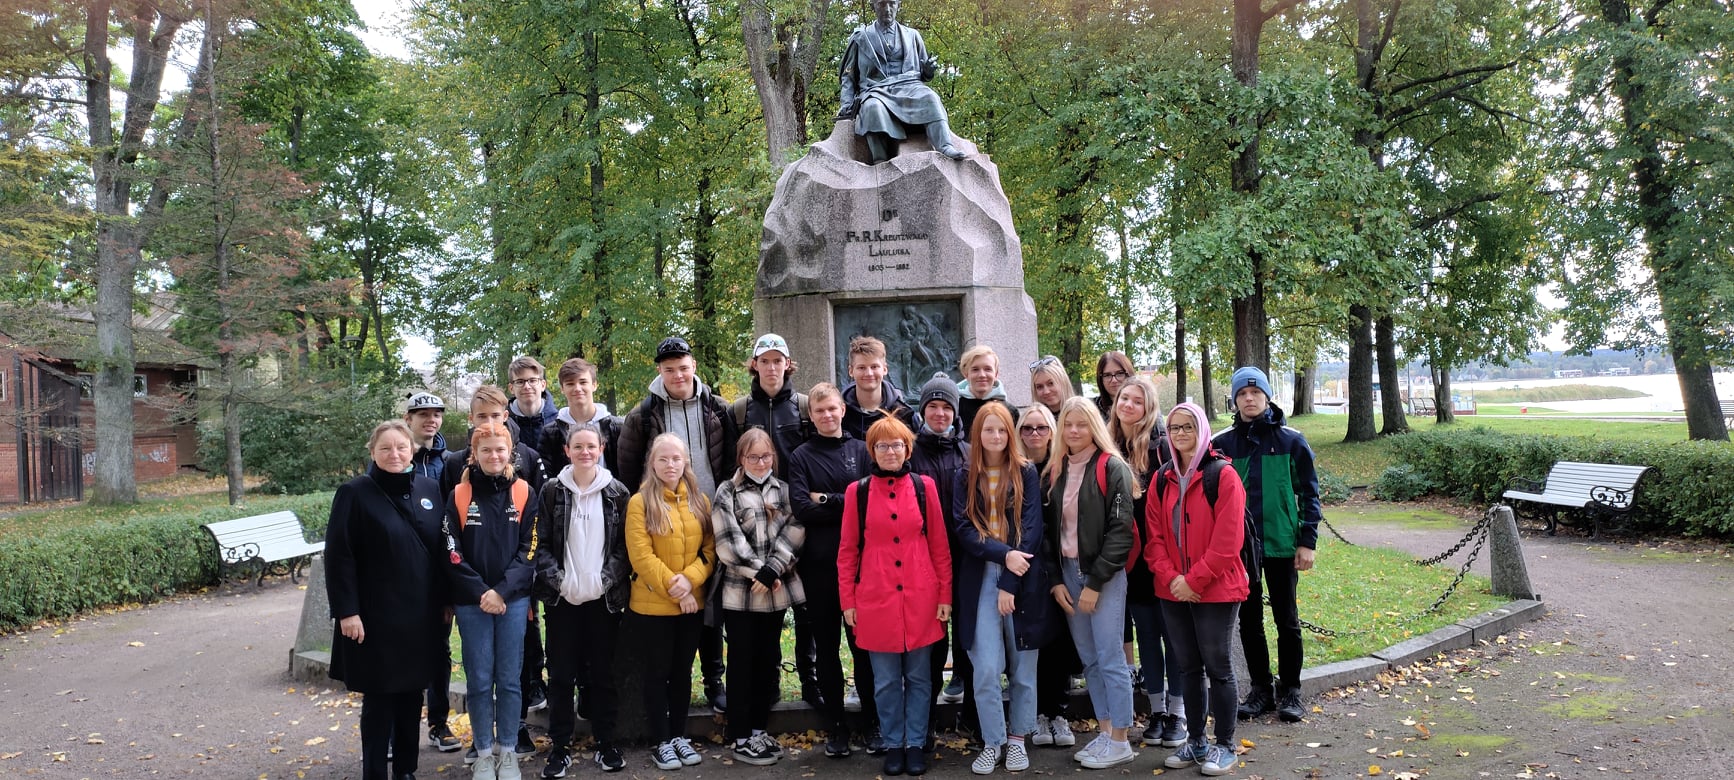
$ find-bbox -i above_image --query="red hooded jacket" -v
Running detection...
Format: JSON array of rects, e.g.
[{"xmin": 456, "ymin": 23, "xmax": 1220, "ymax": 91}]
[
  {"xmin": 1143, "ymin": 450, "xmax": 1251, "ymax": 604},
  {"xmin": 839, "ymin": 469, "xmax": 952, "ymax": 653}
]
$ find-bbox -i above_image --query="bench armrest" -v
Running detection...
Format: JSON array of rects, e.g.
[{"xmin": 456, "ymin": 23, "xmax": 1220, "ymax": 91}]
[
  {"xmin": 216, "ymin": 541, "xmax": 262, "ymax": 565},
  {"xmin": 1504, "ymin": 476, "xmax": 1544, "ymax": 496},
  {"xmin": 1589, "ymin": 484, "xmax": 1637, "ymax": 511}
]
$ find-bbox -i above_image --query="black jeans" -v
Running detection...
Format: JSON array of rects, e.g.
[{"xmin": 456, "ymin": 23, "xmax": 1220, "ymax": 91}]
[
  {"xmin": 523, "ymin": 607, "xmax": 546, "ymax": 699},
  {"xmin": 724, "ymin": 609, "xmax": 787, "ymax": 740},
  {"xmin": 427, "ymin": 617, "xmax": 454, "ymax": 729},
  {"xmin": 1036, "ymin": 621, "xmax": 1080, "ymax": 718},
  {"xmin": 1238, "ymin": 555, "xmax": 1302, "ymax": 691},
  {"xmin": 545, "ymin": 598, "xmax": 620, "ymax": 747},
  {"xmin": 797, "ymin": 556, "xmax": 876, "ymax": 737},
  {"xmin": 1160, "ymin": 600, "xmax": 1238, "ymax": 746},
  {"xmin": 361, "ymin": 690, "xmax": 422, "ymax": 780},
  {"xmin": 625, "ymin": 611, "xmax": 704, "ymax": 744},
  {"xmin": 925, "ymin": 620, "xmax": 976, "ymax": 738}
]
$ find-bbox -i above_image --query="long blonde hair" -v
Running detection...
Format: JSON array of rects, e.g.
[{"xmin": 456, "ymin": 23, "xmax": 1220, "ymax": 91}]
[
  {"xmin": 964, "ymin": 402, "xmax": 1027, "ymax": 545},
  {"xmin": 1044, "ymin": 396, "xmax": 1123, "ymax": 492},
  {"xmin": 1110, "ymin": 376, "xmax": 1162, "ymax": 496},
  {"xmin": 638, "ymin": 433, "xmax": 711, "ymax": 535}
]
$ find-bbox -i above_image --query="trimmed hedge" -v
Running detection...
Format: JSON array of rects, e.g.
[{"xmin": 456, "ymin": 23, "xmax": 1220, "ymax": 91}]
[
  {"xmin": 1387, "ymin": 426, "xmax": 1734, "ymax": 537},
  {"xmin": 0, "ymin": 493, "xmax": 334, "ymax": 631}
]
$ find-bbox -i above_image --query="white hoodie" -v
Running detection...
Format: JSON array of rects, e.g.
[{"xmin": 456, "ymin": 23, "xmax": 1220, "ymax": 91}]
[{"xmin": 557, "ymin": 463, "xmax": 613, "ymax": 606}]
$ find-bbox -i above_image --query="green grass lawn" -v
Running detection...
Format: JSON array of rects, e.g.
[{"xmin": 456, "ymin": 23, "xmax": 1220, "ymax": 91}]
[{"xmin": 0, "ymin": 483, "xmax": 333, "ymax": 542}]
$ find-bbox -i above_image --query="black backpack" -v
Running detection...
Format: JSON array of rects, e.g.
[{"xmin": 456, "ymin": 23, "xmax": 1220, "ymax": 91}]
[
  {"xmin": 850, "ymin": 473, "xmax": 929, "ymax": 583},
  {"xmin": 1151, "ymin": 455, "xmax": 1263, "ymax": 576}
]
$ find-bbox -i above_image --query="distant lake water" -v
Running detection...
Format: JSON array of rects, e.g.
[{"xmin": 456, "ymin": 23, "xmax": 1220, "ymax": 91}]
[{"xmin": 1454, "ymin": 371, "xmax": 1734, "ymax": 413}]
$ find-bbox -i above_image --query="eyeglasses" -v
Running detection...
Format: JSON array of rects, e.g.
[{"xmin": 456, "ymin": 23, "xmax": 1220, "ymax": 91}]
[
  {"xmin": 1100, "ymin": 370, "xmax": 1130, "ymax": 382},
  {"xmin": 741, "ymin": 453, "xmax": 775, "ymax": 465},
  {"xmin": 873, "ymin": 442, "xmax": 907, "ymax": 453},
  {"xmin": 1029, "ymin": 355, "xmax": 1061, "ymax": 372},
  {"xmin": 1018, "ymin": 425, "xmax": 1051, "ymax": 435},
  {"xmin": 509, "ymin": 377, "xmax": 544, "ymax": 387},
  {"xmin": 1166, "ymin": 423, "xmax": 1196, "ymax": 434}
]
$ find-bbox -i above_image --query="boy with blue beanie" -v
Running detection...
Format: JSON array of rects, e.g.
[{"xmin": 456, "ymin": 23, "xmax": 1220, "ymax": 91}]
[{"xmin": 1212, "ymin": 366, "xmax": 1321, "ymax": 724}]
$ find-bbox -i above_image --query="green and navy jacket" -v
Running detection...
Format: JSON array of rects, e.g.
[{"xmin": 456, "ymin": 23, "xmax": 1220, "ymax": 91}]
[{"xmin": 1211, "ymin": 403, "xmax": 1321, "ymax": 558}]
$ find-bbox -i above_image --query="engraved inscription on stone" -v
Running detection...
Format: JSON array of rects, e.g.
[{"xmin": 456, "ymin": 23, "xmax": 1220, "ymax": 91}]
[
  {"xmin": 834, "ymin": 300, "xmax": 961, "ymax": 391},
  {"xmin": 844, "ymin": 208, "xmax": 929, "ymax": 277}
]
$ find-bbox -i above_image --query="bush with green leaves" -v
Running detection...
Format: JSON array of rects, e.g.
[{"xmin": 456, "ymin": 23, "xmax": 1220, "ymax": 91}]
[
  {"xmin": 1371, "ymin": 464, "xmax": 1435, "ymax": 502},
  {"xmin": 1387, "ymin": 427, "xmax": 1734, "ymax": 537},
  {"xmin": 0, "ymin": 493, "xmax": 333, "ymax": 631},
  {"xmin": 1317, "ymin": 468, "xmax": 1352, "ymax": 505},
  {"xmin": 199, "ymin": 385, "xmax": 395, "ymax": 494}
]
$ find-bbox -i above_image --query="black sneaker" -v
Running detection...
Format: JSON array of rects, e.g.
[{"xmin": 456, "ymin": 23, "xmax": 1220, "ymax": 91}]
[
  {"xmin": 464, "ymin": 746, "xmax": 478, "ymax": 766},
  {"xmin": 594, "ymin": 743, "xmax": 626, "ymax": 773},
  {"xmin": 525, "ymin": 681, "xmax": 549, "ymax": 713},
  {"xmin": 801, "ymin": 679, "xmax": 826, "ymax": 710},
  {"xmin": 542, "ymin": 750, "xmax": 572, "ymax": 779},
  {"xmin": 732, "ymin": 736, "xmax": 779, "ymax": 766},
  {"xmin": 824, "ymin": 732, "xmax": 852, "ymax": 758},
  {"xmin": 1237, "ymin": 684, "xmax": 1276, "ymax": 720},
  {"xmin": 865, "ymin": 730, "xmax": 890, "ymax": 755},
  {"xmin": 710, "ymin": 690, "xmax": 728, "ymax": 715},
  {"xmin": 429, "ymin": 724, "xmax": 462, "ymax": 752},
  {"xmin": 1277, "ymin": 687, "xmax": 1304, "ymax": 722},
  {"xmin": 515, "ymin": 725, "xmax": 536, "ymax": 756},
  {"xmin": 1139, "ymin": 717, "xmax": 1163, "ymax": 746}
]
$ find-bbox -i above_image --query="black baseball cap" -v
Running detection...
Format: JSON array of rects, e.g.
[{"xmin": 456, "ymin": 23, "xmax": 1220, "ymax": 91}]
[{"xmin": 655, "ymin": 336, "xmax": 693, "ymax": 363}]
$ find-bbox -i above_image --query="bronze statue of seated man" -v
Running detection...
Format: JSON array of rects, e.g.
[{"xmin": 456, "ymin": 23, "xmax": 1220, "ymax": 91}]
[{"xmin": 837, "ymin": 0, "xmax": 968, "ymax": 164}]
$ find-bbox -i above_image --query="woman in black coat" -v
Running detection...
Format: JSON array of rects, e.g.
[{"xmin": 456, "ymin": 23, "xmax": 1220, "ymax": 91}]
[{"xmin": 326, "ymin": 420, "xmax": 449, "ymax": 780}]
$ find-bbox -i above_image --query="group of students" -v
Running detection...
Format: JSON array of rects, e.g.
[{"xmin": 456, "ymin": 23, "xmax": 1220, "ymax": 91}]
[{"xmin": 323, "ymin": 333, "xmax": 1321, "ymax": 780}]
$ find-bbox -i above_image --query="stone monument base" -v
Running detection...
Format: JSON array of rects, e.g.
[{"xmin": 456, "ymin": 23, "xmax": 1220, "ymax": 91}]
[{"xmin": 756, "ymin": 120, "xmax": 1038, "ymax": 401}]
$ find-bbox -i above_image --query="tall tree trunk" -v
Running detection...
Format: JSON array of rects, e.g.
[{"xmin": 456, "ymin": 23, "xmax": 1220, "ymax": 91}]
[
  {"xmin": 84, "ymin": 0, "xmax": 188, "ymax": 504},
  {"xmin": 1598, "ymin": 0, "xmax": 1729, "ymax": 441},
  {"xmin": 1431, "ymin": 363, "xmax": 1455, "ymax": 424},
  {"xmin": 582, "ymin": 25, "xmax": 618, "ymax": 411},
  {"xmin": 1201, "ymin": 340, "xmax": 1217, "ymax": 421},
  {"xmin": 742, "ymin": 0, "xmax": 831, "ymax": 169},
  {"xmin": 1346, "ymin": 304, "xmax": 1376, "ymax": 442},
  {"xmin": 199, "ymin": 7, "xmax": 245, "ymax": 506},
  {"xmin": 1376, "ymin": 314, "xmax": 1408, "ymax": 434},
  {"xmin": 1292, "ymin": 364, "xmax": 1315, "ymax": 415},
  {"xmin": 1229, "ymin": 0, "xmax": 1274, "ymax": 372},
  {"xmin": 1174, "ymin": 304, "xmax": 1188, "ymax": 406}
]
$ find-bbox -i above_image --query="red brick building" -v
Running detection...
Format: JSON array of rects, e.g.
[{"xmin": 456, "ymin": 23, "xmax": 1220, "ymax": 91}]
[{"xmin": 0, "ymin": 298, "xmax": 203, "ymax": 503}]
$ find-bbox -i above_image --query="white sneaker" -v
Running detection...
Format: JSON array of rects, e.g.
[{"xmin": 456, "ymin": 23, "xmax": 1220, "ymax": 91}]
[
  {"xmin": 497, "ymin": 749, "xmax": 523, "ymax": 780},
  {"xmin": 1072, "ymin": 733, "xmax": 1108, "ymax": 763},
  {"xmin": 651, "ymin": 741, "xmax": 682, "ymax": 771},
  {"xmin": 1030, "ymin": 716, "xmax": 1054, "ymax": 747},
  {"xmin": 844, "ymin": 688, "xmax": 863, "ymax": 713},
  {"xmin": 1004, "ymin": 741, "xmax": 1031, "ymax": 772},
  {"xmin": 1050, "ymin": 717, "xmax": 1077, "ymax": 748},
  {"xmin": 1080, "ymin": 739, "xmax": 1136, "ymax": 770},
  {"xmin": 671, "ymin": 736, "xmax": 702, "ymax": 766},
  {"xmin": 971, "ymin": 744, "xmax": 1002, "ymax": 775},
  {"xmin": 472, "ymin": 750, "xmax": 499, "ymax": 780}
]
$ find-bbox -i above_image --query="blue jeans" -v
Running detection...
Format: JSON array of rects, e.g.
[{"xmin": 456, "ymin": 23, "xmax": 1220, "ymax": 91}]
[
  {"xmin": 869, "ymin": 645, "xmax": 933, "ymax": 749},
  {"xmin": 1061, "ymin": 558, "xmax": 1133, "ymax": 730},
  {"xmin": 967, "ymin": 563, "xmax": 1038, "ymax": 746},
  {"xmin": 455, "ymin": 597, "xmax": 529, "ymax": 752}
]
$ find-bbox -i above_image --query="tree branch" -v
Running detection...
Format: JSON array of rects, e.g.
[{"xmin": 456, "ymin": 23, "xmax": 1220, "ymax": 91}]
[
  {"xmin": 1367, "ymin": 0, "xmax": 1403, "ymax": 88},
  {"xmin": 1411, "ymin": 191, "xmax": 1504, "ymax": 232},
  {"xmin": 1261, "ymin": 0, "xmax": 1305, "ymax": 23},
  {"xmin": 1388, "ymin": 61, "xmax": 1517, "ymax": 96},
  {"xmin": 1382, "ymin": 69, "xmax": 1498, "ymax": 123}
]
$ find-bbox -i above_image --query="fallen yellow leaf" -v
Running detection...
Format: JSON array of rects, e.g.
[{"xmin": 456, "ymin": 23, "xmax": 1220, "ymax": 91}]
[
  {"xmin": 304, "ymin": 737, "xmax": 327, "ymax": 746},
  {"xmin": 127, "ymin": 641, "xmax": 144, "ymax": 647},
  {"xmin": 1369, "ymin": 765, "xmax": 1382, "ymax": 776}
]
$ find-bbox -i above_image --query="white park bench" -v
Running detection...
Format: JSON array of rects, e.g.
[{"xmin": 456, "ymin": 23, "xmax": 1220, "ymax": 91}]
[
  {"xmin": 1501, "ymin": 461, "xmax": 1654, "ymax": 537},
  {"xmin": 202, "ymin": 511, "xmax": 325, "ymax": 586}
]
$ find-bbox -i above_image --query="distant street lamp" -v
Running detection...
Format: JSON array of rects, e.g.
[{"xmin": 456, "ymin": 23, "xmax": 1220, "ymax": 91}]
[{"xmin": 343, "ymin": 334, "xmax": 362, "ymax": 386}]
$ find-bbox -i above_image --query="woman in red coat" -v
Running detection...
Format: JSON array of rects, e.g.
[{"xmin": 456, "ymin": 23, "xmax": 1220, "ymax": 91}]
[
  {"xmin": 1143, "ymin": 402, "xmax": 1248, "ymax": 777},
  {"xmin": 840, "ymin": 417, "xmax": 952, "ymax": 777}
]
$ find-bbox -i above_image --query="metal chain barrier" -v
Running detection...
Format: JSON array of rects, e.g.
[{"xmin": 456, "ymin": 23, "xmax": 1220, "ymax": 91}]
[
  {"xmin": 1283, "ymin": 508, "xmax": 1493, "ymax": 638},
  {"xmin": 1321, "ymin": 516, "xmax": 1358, "ymax": 547}
]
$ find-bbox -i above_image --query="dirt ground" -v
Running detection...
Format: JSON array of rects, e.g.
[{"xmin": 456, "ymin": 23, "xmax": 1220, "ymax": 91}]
[{"xmin": 1, "ymin": 503, "xmax": 1728, "ymax": 779}]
